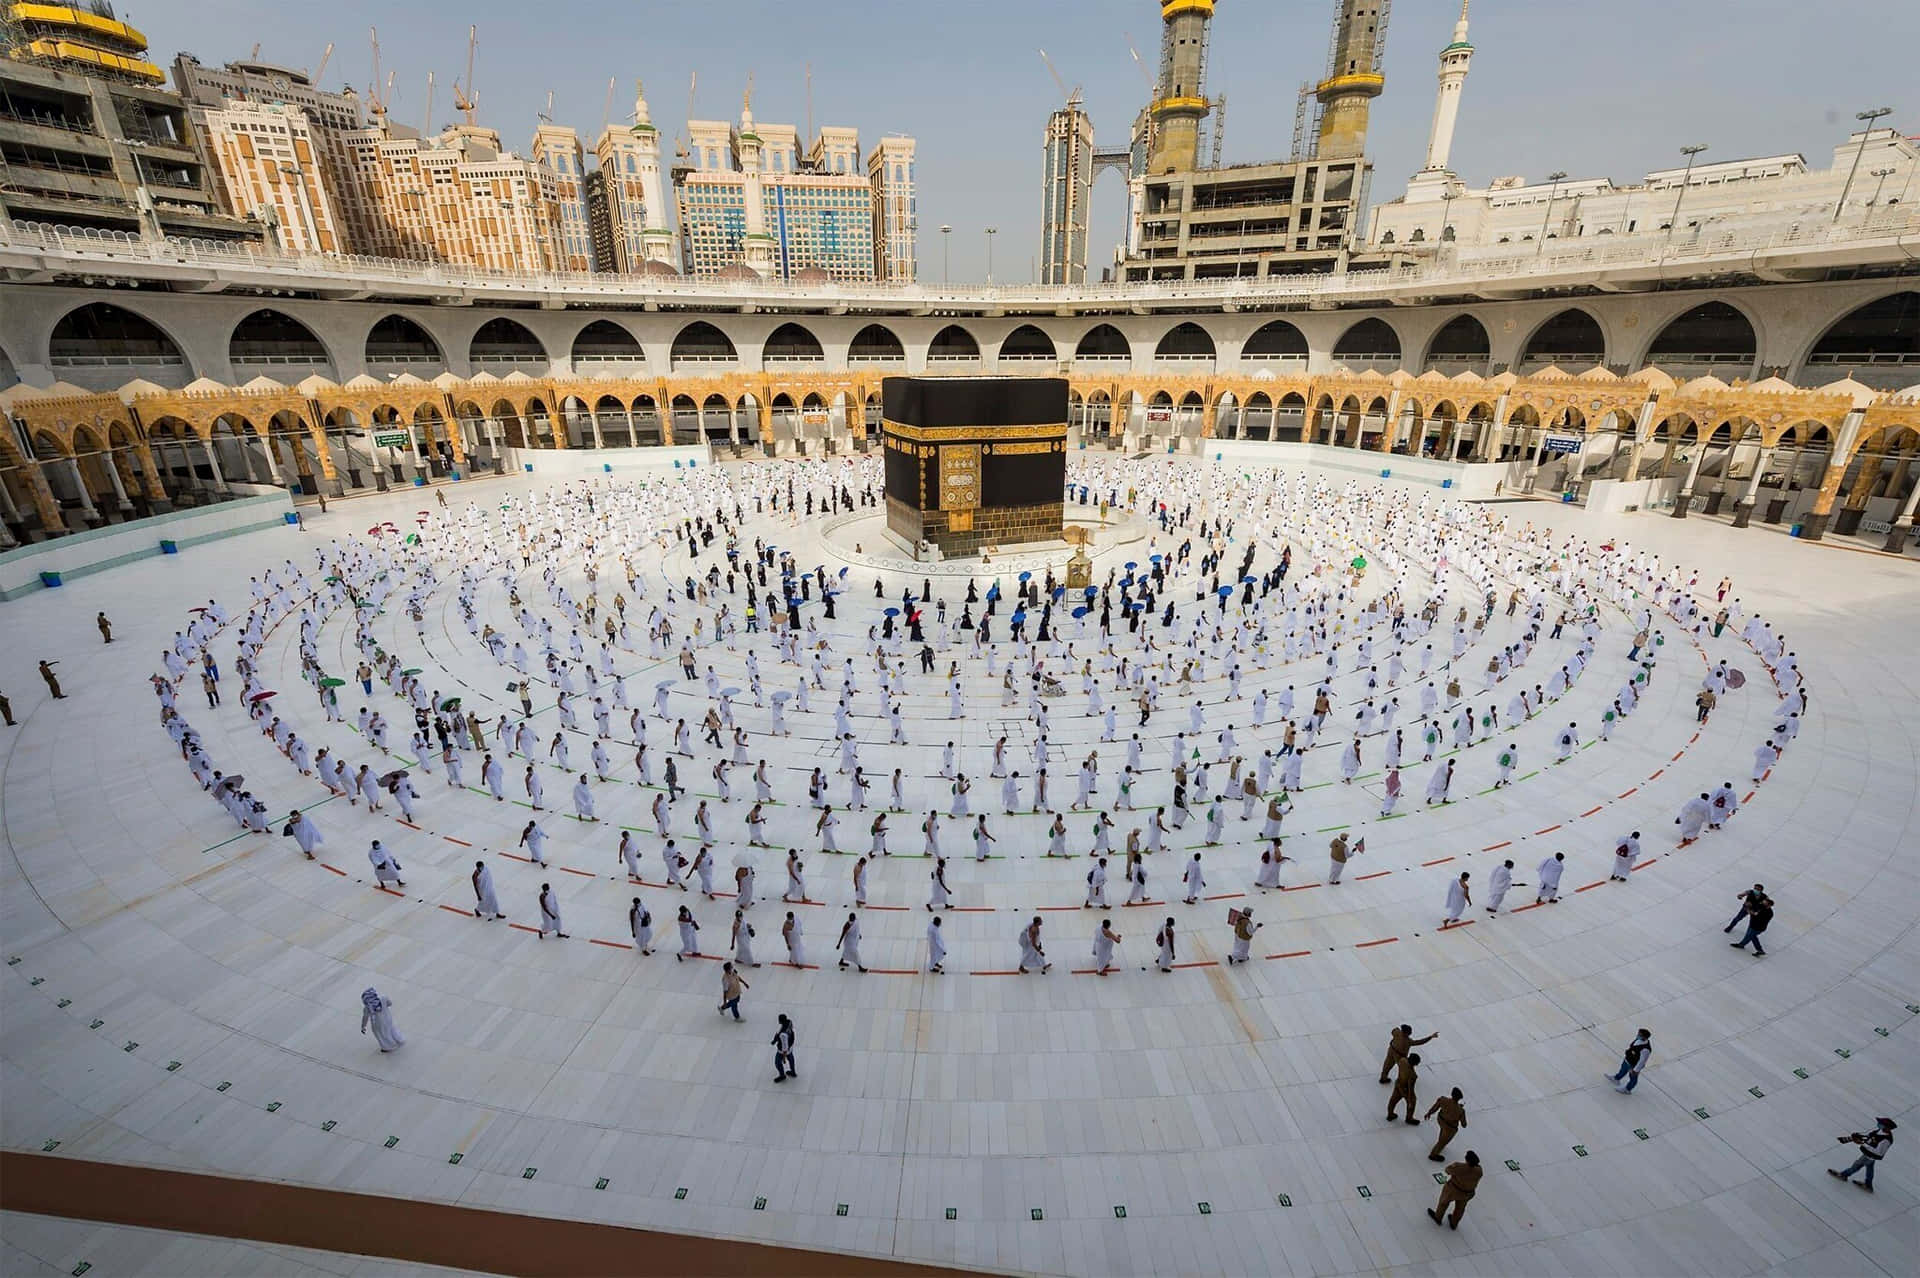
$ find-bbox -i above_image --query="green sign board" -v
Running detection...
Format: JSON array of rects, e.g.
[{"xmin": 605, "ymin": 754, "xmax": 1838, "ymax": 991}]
[{"xmin": 374, "ymin": 431, "xmax": 412, "ymax": 449}]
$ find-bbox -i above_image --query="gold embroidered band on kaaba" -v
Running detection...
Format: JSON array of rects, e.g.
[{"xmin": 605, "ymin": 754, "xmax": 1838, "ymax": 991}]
[{"xmin": 880, "ymin": 419, "xmax": 1066, "ymax": 443}]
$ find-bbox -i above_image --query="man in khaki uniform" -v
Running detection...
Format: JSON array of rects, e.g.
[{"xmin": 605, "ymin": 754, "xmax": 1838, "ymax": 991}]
[
  {"xmin": 1424, "ymin": 1087, "xmax": 1467, "ymax": 1161},
  {"xmin": 1329, "ymin": 832, "xmax": 1352, "ymax": 884},
  {"xmin": 1387, "ymin": 1051, "xmax": 1421, "ymax": 1124},
  {"xmin": 1428, "ymin": 1151, "xmax": 1482, "ymax": 1229},
  {"xmin": 1379, "ymin": 1023, "xmax": 1438, "ymax": 1084}
]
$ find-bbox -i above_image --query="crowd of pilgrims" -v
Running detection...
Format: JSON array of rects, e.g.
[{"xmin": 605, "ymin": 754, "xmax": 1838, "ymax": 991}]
[{"xmin": 149, "ymin": 452, "xmax": 1804, "ymax": 972}]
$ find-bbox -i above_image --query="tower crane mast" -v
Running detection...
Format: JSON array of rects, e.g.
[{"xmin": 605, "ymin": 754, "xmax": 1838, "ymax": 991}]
[{"xmin": 451, "ymin": 25, "xmax": 480, "ymax": 126}]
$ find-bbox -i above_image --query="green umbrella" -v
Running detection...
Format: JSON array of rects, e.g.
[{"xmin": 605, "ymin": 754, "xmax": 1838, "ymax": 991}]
[
  {"xmin": 439, "ymin": 696, "xmax": 462, "ymax": 711},
  {"xmin": 402, "ymin": 667, "xmax": 423, "ymax": 676},
  {"xmin": 320, "ymin": 677, "xmax": 346, "ymax": 688}
]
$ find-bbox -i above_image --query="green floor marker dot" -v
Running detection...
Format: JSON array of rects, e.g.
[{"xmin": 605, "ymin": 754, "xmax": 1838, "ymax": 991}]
[
  {"xmin": 1835, "ymin": 1048, "xmax": 1851, "ymax": 1059},
  {"xmin": 674, "ymin": 1187, "xmax": 687, "ymax": 1200},
  {"xmin": 596, "ymin": 1178, "xmax": 609, "ymax": 1191},
  {"xmin": 448, "ymin": 1152, "xmax": 462, "ymax": 1165},
  {"xmin": 1793, "ymin": 1067, "xmax": 1809, "ymax": 1079},
  {"xmin": 320, "ymin": 1121, "xmax": 335, "ymax": 1132},
  {"xmin": 384, "ymin": 1136, "xmax": 398, "ymax": 1148},
  {"xmin": 1634, "ymin": 1128, "xmax": 1649, "ymax": 1141},
  {"xmin": 1573, "ymin": 1145, "xmax": 1588, "ymax": 1157},
  {"xmin": 42, "ymin": 1139, "xmax": 59, "ymax": 1152},
  {"xmin": 216, "ymin": 1081, "xmax": 230, "ymax": 1092},
  {"xmin": 1276, "ymin": 1194, "xmax": 1292, "ymax": 1207},
  {"xmin": 835, "ymin": 1203, "xmax": 847, "ymax": 1216},
  {"xmin": 1197, "ymin": 1202, "xmax": 1211, "ymax": 1215},
  {"xmin": 1357, "ymin": 1186, "xmax": 1372, "ymax": 1199},
  {"xmin": 166, "ymin": 1061, "xmax": 180, "ymax": 1072},
  {"xmin": 523, "ymin": 1168, "xmax": 537, "ymax": 1180},
  {"xmin": 1693, "ymin": 1107, "xmax": 1710, "ymax": 1120},
  {"xmin": 265, "ymin": 1101, "xmax": 280, "ymax": 1112},
  {"xmin": 1031, "ymin": 1208, "xmax": 1044, "ymax": 1221},
  {"xmin": 56, "ymin": 998, "xmax": 70, "ymax": 1008},
  {"xmin": 1504, "ymin": 1159, "xmax": 1520, "ymax": 1171},
  {"xmin": 1749, "ymin": 1087, "xmax": 1765, "ymax": 1098},
  {"xmin": 945, "ymin": 1208, "xmax": 957, "ymax": 1220},
  {"xmin": 753, "ymin": 1196, "xmax": 766, "ymax": 1210},
  {"xmin": 1874, "ymin": 1027, "xmax": 1890, "ymax": 1037},
  {"xmin": 1113, "ymin": 1205, "xmax": 1127, "ymax": 1218},
  {"xmin": 122, "ymin": 1041, "xmax": 138, "ymax": 1052}
]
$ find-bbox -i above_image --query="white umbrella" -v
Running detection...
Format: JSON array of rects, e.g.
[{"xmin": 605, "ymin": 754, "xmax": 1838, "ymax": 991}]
[{"xmin": 770, "ymin": 691, "xmax": 793, "ymax": 705}]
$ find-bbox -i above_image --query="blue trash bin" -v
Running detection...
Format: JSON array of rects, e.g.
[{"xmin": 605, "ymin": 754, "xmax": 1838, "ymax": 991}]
[
  {"xmin": 1561, "ymin": 491, "xmax": 1576, "ymax": 504},
  {"xmin": 39, "ymin": 569, "xmax": 62, "ymax": 587},
  {"xmin": 284, "ymin": 511, "xmax": 300, "ymax": 525},
  {"xmin": 159, "ymin": 540, "xmax": 179, "ymax": 555},
  {"xmin": 412, "ymin": 475, "xmax": 426, "ymax": 487},
  {"xmin": 1379, "ymin": 469, "xmax": 1392, "ymax": 478},
  {"xmin": 524, "ymin": 464, "xmax": 534, "ymax": 473},
  {"xmin": 1789, "ymin": 523, "xmax": 1803, "ymax": 538}
]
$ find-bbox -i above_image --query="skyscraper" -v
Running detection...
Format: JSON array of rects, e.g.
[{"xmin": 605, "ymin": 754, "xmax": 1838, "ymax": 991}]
[
  {"xmin": 531, "ymin": 124, "xmax": 595, "ymax": 272},
  {"xmin": 1041, "ymin": 97, "xmax": 1095, "ymax": 284},
  {"xmin": 868, "ymin": 135, "xmax": 917, "ymax": 282}
]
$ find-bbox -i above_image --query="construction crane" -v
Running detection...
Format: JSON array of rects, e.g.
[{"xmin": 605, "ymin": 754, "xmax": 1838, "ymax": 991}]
[
  {"xmin": 366, "ymin": 27, "xmax": 389, "ymax": 122},
  {"xmin": 1122, "ymin": 32, "xmax": 1154, "ymax": 96},
  {"xmin": 451, "ymin": 25, "xmax": 479, "ymax": 127},
  {"xmin": 309, "ymin": 42, "xmax": 333, "ymax": 87},
  {"xmin": 1038, "ymin": 49, "xmax": 1081, "ymax": 108},
  {"xmin": 249, "ymin": 43, "xmax": 261, "ymax": 60},
  {"xmin": 421, "ymin": 71, "xmax": 435, "ymax": 139},
  {"xmin": 674, "ymin": 70, "xmax": 696, "ymax": 160},
  {"xmin": 1210, "ymin": 94, "xmax": 1226, "ymax": 168},
  {"xmin": 596, "ymin": 78, "xmax": 615, "ymax": 132}
]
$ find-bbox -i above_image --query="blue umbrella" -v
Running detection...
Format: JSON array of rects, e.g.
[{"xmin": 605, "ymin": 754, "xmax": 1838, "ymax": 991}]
[
  {"xmin": 1072, "ymin": 606, "xmax": 1090, "ymax": 618},
  {"xmin": 1129, "ymin": 600, "xmax": 1146, "ymax": 612},
  {"xmin": 1150, "ymin": 553, "xmax": 1163, "ymax": 563},
  {"xmin": 787, "ymin": 597, "xmax": 801, "ymax": 608},
  {"xmin": 1052, "ymin": 586, "xmax": 1065, "ymax": 600},
  {"xmin": 1124, "ymin": 561, "xmax": 1137, "ymax": 571},
  {"xmin": 884, "ymin": 607, "xmax": 900, "ymax": 617},
  {"xmin": 1242, "ymin": 575, "xmax": 1257, "ymax": 584},
  {"xmin": 1018, "ymin": 571, "xmax": 1032, "ymax": 582},
  {"xmin": 837, "ymin": 566, "xmax": 849, "ymax": 578},
  {"xmin": 1012, "ymin": 610, "xmax": 1028, "ymax": 626},
  {"xmin": 1217, "ymin": 585, "xmax": 1232, "ymax": 597},
  {"xmin": 1084, "ymin": 586, "xmax": 1098, "ymax": 598}
]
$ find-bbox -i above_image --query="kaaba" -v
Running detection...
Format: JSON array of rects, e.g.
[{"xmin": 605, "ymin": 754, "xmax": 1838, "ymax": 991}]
[{"xmin": 882, "ymin": 376, "xmax": 1068, "ymax": 558}]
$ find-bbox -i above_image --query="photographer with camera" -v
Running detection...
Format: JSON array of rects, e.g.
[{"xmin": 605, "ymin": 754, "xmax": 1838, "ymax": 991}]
[{"xmin": 1829, "ymin": 1117, "xmax": 1896, "ymax": 1193}]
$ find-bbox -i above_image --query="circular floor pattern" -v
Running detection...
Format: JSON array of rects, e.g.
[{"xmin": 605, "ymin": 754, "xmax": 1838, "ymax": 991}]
[{"xmin": 2, "ymin": 455, "xmax": 1914, "ymax": 1278}]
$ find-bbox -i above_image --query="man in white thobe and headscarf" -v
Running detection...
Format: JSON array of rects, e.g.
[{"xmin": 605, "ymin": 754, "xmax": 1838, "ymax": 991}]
[
  {"xmin": 1442, "ymin": 872, "xmax": 1471, "ymax": 925},
  {"xmin": 284, "ymin": 809, "xmax": 322, "ymax": 860},
  {"xmin": 368, "ymin": 840, "xmax": 405, "ymax": 888},
  {"xmin": 1674, "ymin": 793, "xmax": 1712, "ymax": 845}
]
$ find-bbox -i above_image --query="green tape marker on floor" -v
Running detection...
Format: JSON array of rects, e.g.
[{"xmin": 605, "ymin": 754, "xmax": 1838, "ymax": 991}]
[
  {"xmin": 1113, "ymin": 1205, "xmax": 1126, "ymax": 1218},
  {"xmin": 523, "ymin": 1168, "xmax": 537, "ymax": 1180},
  {"xmin": 1793, "ymin": 1068, "xmax": 1809, "ymax": 1079},
  {"xmin": 384, "ymin": 1136, "xmax": 399, "ymax": 1148},
  {"xmin": 1749, "ymin": 1087, "xmax": 1765, "ymax": 1098},
  {"xmin": 596, "ymin": 1178, "xmax": 610, "ymax": 1191},
  {"xmin": 674, "ymin": 1187, "xmax": 687, "ymax": 1200},
  {"xmin": 1693, "ymin": 1108, "xmax": 1710, "ymax": 1120},
  {"xmin": 1874, "ymin": 1027, "xmax": 1890, "ymax": 1037},
  {"xmin": 29, "ymin": 977, "xmax": 43, "ymax": 987},
  {"xmin": 835, "ymin": 1203, "xmax": 847, "ymax": 1216},
  {"xmin": 42, "ymin": 1139, "xmax": 59, "ymax": 1152},
  {"xmin": 448, "ymin": 1152, "xmax": 462, "ymax": 1165},
  {"xmin": 752, "ymin": 1197, "xmax": 765, "ymax": 1210},
  {"xmin": 1834, "ymin": 1048, "xmax": 1851, "ymax": 1059},
  {"xmin": 1198, "ymin": 1202, "xmax": 1211, "ymax": 1215},
  {"xmin": 56, "ymin": 998, "xmax": 70, "ymax": 1009},
  {"xmin": 86, "ymin": 1018, "xmax": 99, "ymax": 1028},
  {"xmin": 1573, "ymin": 1145, "xmax": 1588, "ymax": 1157},
  {"xmin": 1277, "ymin": 1193, "xmax": 1292, "ymax": 1207},
  {"xmin": 1504, "ymin": 1159, "xmax": 1520, "ymax": 1171},
  {"xmin": 1634, "ymin": 1128, "xmax": 1649, "ymax": 1141},
  {"xmin": 1030, "ymin": 1208, "xmax": 1044, "ymax": 1221},
  {"xmin": 321, "ymin": 1120, "xmax": 336, "ymax": 1131},
  {"xmin": 1357, "ymin": 1186, "xmax": 1372, "ymax": 1199},
  {"xmin": 265, "ymin": 1101, "xmax": 281, "ymax": 1112},
  {"xmin": 945, "ymin": 1208, "xmax": 957, "ymax": 1220},
  {"xmin": 122, "ymin": 1041, "xmax": 138, "ymax": 1053},
  {"xmin": 166, "ymin": 1061, "xmax": 180, "ymax": 1072},
  {"xmin": 1433, "ymin": 1172, "xmax": 1446, "ymax": 1184}
]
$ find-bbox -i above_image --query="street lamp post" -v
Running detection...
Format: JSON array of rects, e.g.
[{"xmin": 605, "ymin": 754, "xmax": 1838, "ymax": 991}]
[
  {"xmin": 939, "ymin": 224, "xmax": 951, "ymax": 284},
  {"xmin": 1867, "ymin": 166, "xmax": 1896, "ymax": 206},
  {"xmin": 1440, "ymin": 189, "xmax": 1456, "ymax": 243},
  {"xmin": 1666, "ymin": 143, "xmax": 1709, "ymax": 239},
  {"xmin": 1534, "ymin": 171, "xmax": 1566, "ymax": 255},
  {"xmin": 985, "ymin": 226, "xmax": 998, "ymax": 284},
  {"xmin": 1834, "ymin": 106, "xmax": 1892, "ymax": 221}
]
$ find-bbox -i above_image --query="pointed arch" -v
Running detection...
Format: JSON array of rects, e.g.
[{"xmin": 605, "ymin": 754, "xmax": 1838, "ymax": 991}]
[
  {"xmin": 49, "ymin": 301, "xmax": 192, "ymax": 385},
  {"xmin": 1332, "ymin": 317, "xmax": 1401, "ymax": 367},
  {"xmin": 1420, "ymin": 314, "xmax": 1491, "ymax": 373},
  {"xmin": 849, "ymin": 323, "xmax": 905, "ymax": 363},
  {"xmin": 1518, "ymin": 308, "xmax": 1606, "ymax": 369},
  {"xmin": 928, "ymin": 324, "xmax": 981, "ymax": 362},
  {"xmin": 1242, "ymin": 320, "xmax": 1308, "ymax": 362},
  {"xmin": 1074, "ymin": 323, "xmax": 1131, "ymax": 362},
  {"xmin": 999, "ymin": 324, "xmax": 1057, "ymax": 361},
  {"xmin": 571, "ymin": 318, "xmax": 646, "ymax": 367},
  {"xmin": 671, "ymin": 321, "xmax": 738, "ymax": 369},
  {"xmin": 1154, "ymin": 322, "xmax": 1216, "ymax": 362},
  {"xmin": 468, "ymin": 317, "xmax": 547, "ymax": 368},
  {"xmin": 762, "ymin": 322, "xmax": 825, "ymax": 364},
  {"xmin": 229, "ymin": 308, "xmax": 335, "ymax": 374},
  {"xmin": 1644, "ymin": 301, "xmax": 1757, "ymax": 373},
  {"xmin": 364, "ymin": 314, "xmax": 445, "ymax": 370},
  {"xmin": 1804, "ymin": 290, "xmax": 1919, "ymax": 379}
]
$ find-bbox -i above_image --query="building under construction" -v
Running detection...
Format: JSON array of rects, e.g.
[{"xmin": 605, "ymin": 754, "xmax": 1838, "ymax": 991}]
[{"xmin": 1044, "ymin": 0, "xmax": 1390, "ymax": 284}]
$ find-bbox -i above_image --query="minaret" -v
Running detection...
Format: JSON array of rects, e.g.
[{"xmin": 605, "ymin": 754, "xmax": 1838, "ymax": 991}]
[
  {"xmin": 1421, "ymin": 1, "xmax": 1473, "ymax": 173},
  {"xmin": 1315, "ymin": 0, "xmax": 1387, "ymax": 161},
  {"xmin": 735, "ymin": 89, "xmax": 776, "ymax": 276},
  {"xmin": 1145, "ymin": 0, "xmax": 1214, "ymax": 176},
  {"xmin": 630, "ymin": 81, "xmax": 678, "ymax": 266}
]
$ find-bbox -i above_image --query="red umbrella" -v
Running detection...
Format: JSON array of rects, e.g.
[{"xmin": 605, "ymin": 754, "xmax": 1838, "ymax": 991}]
[
  {"xmin": 249, "ymin": 690, "xmax": 277, "ymax": 703},
  {"xmin": 1726, "ymin": 668, "xmax": 1747, "ymax": 689},
  {"xmin": 368, "ymin": 525, "xmax": 385, "ymax": 536},
  {"xmin": 188, "ymin": 605, "xmax": 209, "ymax": 614}
]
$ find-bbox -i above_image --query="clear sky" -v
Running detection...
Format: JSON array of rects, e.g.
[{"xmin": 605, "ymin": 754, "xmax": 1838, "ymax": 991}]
[{"xmin": 134, "ymin": 0, "xmax": 1914, "ymax": 281}]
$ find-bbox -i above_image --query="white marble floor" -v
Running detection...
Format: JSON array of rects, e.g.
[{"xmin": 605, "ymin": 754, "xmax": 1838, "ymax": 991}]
[{"xmin": 2, "ymin": 460, "xmax": 1914, "ymax": 1277}]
